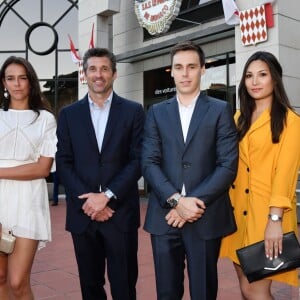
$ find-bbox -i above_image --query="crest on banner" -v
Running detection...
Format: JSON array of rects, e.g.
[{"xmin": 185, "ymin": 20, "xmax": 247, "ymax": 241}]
[{"xmin": 134, "ymin": 0, "xmax": 182, "ymax": 35}]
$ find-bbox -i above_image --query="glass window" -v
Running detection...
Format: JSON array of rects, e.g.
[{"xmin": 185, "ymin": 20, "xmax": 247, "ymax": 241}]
[
  {"xmin": 144, "ymin": 51, "xmax": 236, "ymax": 112},
  {"xmin": 143, "ymin": 0, "xmax": 223, "ymax": 39},
  {"xmin": 0, "ymin": 0, "xmax": 78, "ymax": 116},
  {"xmin": 204, "ymin": 52, "xmax": 236, "ymax": 112}
]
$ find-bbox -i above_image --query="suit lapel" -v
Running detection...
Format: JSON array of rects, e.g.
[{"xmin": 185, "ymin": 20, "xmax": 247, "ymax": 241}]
[
  {"xmin": 166, "ymin": 97, "xmax": 185, "ymax": 149},
  {"xmin": 80, "ymin": 97, "xmax": 99, "ymax": 152},
  {"xmin": 101, "ymin": 93, "xmax": 122, "ymax": 153},
  {"xmin": 239, "ymin": 108, "xmax": 270, "ymax": 166},
  {"xmin": 248, "ymin": 108, "xmax": 270, "ymax": 134},
  {"xmin": 185, "ymin": 93, "xmax": 209, "ymax": 148}
]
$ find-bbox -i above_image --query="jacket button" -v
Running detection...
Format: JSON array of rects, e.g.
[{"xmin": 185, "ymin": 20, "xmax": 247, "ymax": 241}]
[
  {"xmin": 243, "ymin": 210, "xmax": 247, "ymax": 216},
  {"xmin": 247, "ymin": 167, "xmax": 250, "ymax": 172},
  {"xmin": 245, "ymin": 188, "xmax": 249, "ymax": 194},
  {"xmin": 231, "ymin": 184, "xmax": 235, "ymax": 189},
  {"xmin": 182, "ymin": 162, "xmax": 190, "ymax": 168}
]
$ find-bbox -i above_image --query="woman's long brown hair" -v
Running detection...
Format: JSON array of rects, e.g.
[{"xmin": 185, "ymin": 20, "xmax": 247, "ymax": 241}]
[
  {"xmin": 237, "ymin": 51, "xmax": 293, "ymax": 143},
  {"xmin": 0, "ymin": 56, "xmax": 52, "ymax": 115}
]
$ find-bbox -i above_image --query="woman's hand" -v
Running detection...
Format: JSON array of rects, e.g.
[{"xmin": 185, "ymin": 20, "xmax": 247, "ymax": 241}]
[{"xmin": 264, "ymin": 219, "xmax": 283, "ymax": 260}]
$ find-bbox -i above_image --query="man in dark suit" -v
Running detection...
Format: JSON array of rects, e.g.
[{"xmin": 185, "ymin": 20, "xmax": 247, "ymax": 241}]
[
  {"xmin": 56, "ymin": 48, "xmax": 145, "ymax": 300},
  {"xmin": 142, "ymin": 41, "xmax": 238, "ymax": 300}
]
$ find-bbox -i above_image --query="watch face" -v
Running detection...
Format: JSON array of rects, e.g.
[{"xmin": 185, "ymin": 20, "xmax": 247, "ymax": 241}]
[
  {"xmin": 269, "ymin": 214, "xmax": 281, "ymax": 221},
  {"xmin": 168, "ymin": 198, "xmax": 178, "ymax": 208}
]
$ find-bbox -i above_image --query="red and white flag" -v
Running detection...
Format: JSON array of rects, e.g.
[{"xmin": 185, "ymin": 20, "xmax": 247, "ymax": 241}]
[
  {"xmin": 68, "ymin": 23, "xmax": 94, "ymax": 84},
  {"xmin": 78, "ymin": 60, "xmax": 87, "ymax": 85},
  {"xmin": 68, "ymin": 34, "xmax": 80, "ymax": 63},
  {"xmin": 89, "ymin": 23, "xmax": 95, "ymax": 49},
  {"xmin": 259, "ymin": 0, "xmax": 275, "ymax": 28},
  {"xmin": 222, "ymin": 0, "xmax": 239, "ymax": 25}
]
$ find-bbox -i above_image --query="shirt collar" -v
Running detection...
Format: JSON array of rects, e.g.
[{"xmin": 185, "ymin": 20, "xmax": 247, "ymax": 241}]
[
  {"xmin": 176, "ymin": 92, "xmax": 200, "ymax": 108},
  {"xmin": 88, "ymin": 91, "xmax": 113, "ymax": 108}
]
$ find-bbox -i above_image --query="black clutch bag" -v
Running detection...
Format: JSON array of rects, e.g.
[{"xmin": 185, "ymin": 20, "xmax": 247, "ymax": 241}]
[{"xmin": 236, "ymin": 231, "xmax": 300, "ymax": 283}]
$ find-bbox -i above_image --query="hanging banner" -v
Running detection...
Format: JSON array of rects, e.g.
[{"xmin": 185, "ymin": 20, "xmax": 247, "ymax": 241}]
[
  {"xmin": 222, "ymin": 0, "xmax": 240, "ymax": 25},
  {"xmin": 239, "ymin": 5, "xmax": 268, "ymax": 46},
  {"xmin": 68, "ymin": 24, "xmax": 94, "ymax": 85},
  {"xmin": 134, "ymin": 0, "xmax": 182, "ymax": 35}
]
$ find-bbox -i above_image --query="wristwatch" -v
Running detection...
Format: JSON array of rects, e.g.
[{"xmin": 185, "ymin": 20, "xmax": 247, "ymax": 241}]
[
  {"xmin": 104, "ymin": 189, "xmax": 116, "ymax": 200},
  {"xmin": 167, "ymin": 193, "xmax": 181, "ymax": 208},
  {"xmin": 268, "ymin": 214, "xmax": 282, "ymax": 222}
]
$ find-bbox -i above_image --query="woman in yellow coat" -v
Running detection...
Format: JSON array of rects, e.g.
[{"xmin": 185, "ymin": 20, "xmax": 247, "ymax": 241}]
[{"xmin": 220, "ymin": 51, "xmax": 300, "ymax": 299}]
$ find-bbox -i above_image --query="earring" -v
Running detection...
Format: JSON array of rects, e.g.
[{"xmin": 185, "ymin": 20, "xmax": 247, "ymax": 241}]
[{"xmin": 4, "ymin": 88, "xmax": 8, "ymax": 98}]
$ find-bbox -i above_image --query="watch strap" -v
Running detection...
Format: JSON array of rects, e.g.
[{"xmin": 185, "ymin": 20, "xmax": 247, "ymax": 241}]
[{"xmin": 104, "ymin": 189, "xmax": 116, "ymax": 200}]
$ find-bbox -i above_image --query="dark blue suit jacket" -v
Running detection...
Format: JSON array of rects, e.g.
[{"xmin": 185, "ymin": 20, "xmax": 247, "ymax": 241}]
[
  {"xmin": 142, "ymin": 92, "xmax": 238, "ymax": 239},
  {"xmin": 56, "ymin": 93, "xmax": 145, "ymax": 234}
]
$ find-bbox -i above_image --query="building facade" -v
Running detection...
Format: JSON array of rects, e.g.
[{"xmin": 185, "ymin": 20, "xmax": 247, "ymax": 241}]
[
  {"xmin": 78, "ymin": 0, "xmax": 300, "ymax": 113},
  {"xmin": 78, "ymin": 0, "xmax": 300, "ymax": 197}
]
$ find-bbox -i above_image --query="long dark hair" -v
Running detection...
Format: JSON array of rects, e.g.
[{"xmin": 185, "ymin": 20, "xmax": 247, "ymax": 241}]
[
  {"xmin": 237, "ymin": 51, "xmax": 293, "ymax": 143},
  {"xmin": 0, "ymin": 56, "xmax": 51, "ymax": 114}
]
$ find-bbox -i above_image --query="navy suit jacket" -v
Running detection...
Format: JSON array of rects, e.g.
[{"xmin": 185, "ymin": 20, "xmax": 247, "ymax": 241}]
[
  {"xmin": 142, "ymin": 92, "xmax": 238, "ymax": 239},
  {"xmin": 56, "ymin": 93, "xmax": 145, "ymax": 234}
]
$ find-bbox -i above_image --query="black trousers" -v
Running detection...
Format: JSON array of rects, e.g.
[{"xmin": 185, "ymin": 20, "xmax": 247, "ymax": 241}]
[
  {"xmin": 72, "ymin": 221, "xmax": 138, "ymax": 300},
  {"xmin": 151, "ymin": 228, "xmax": 221, "ymax": 300}
]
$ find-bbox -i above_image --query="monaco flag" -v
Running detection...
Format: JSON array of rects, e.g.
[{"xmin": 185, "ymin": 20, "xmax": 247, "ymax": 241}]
[
  {"xmin": 68, "ymin": 23, "xmax": 94, "ymax": 84},
  {"xmin": 222, "ymin": 0, "xmax": 240, "ymax": 25},
  {"xmin": 68, "ymin": 34, "xmax": 80, "ymax": 63},
  {"xmin": 89, "ymin": 23, "xmax": 95, "ymax": 49},
  {"xmin": 259, "ymin": 0, "xmax": 275, "ymax": 28}
]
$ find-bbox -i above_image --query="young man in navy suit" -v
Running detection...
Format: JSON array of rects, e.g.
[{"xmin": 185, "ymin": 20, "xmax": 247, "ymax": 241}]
[
  {"xmin": 142, "ymin": 41, "xmax": 238, "ymax": 299},
  {"xmin": 56, "ymin": 48, "xmax": 145, "ymax": 300}
]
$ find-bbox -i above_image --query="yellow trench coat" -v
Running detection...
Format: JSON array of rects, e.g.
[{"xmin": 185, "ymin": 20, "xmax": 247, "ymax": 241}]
[{"xmin": 220, "ymin": 108, "xmax": 300, "ymax": 286}]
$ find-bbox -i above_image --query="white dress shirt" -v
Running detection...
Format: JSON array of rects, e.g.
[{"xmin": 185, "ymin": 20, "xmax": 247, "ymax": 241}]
[
  {"xmin": 177, "ymin": 92, "xmax": 199, "ymax": 195},
  {"xmin": 88, "ymin": 92, "xmax": 113, "ymax": 152}
]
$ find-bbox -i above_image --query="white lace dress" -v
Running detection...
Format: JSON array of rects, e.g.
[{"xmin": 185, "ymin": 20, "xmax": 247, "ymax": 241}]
[{"xmin": 0, "ymin": 109, "xmax": 57, "ymax": 249}]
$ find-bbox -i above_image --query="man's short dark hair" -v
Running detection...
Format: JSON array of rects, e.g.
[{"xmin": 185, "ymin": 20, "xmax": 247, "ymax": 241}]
[
  {"xmin": 82, "ymin": 48, "xmax": 117, "ymax": 73},
  {"xmin": 170, "ymin": 41, "xmax": 205, "ymax": 67}
]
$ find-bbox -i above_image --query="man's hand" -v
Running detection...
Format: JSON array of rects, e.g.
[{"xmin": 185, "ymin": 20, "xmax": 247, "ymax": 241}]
[
  {"xmin": 176, "ymin": 197, "xmax": 205, "ymax": 222},
  {"xmin": 79, "ymin": 192, "xmax": 109, "ymax": 217},
  {"xmin": 165, "ymin": 209, "xmax": 186, "ymax": 228},
  {"xmin": 93, "ymin": 206, "xmax": 115, "ymax": 222}
]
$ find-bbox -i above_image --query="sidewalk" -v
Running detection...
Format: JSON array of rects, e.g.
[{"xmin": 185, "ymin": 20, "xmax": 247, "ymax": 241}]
[{"xmin": 31, "ymin": 198, "xmax": 299, "ymax": 299}]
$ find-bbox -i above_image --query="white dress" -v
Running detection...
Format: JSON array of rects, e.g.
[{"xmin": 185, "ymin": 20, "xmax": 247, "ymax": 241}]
[{"xmin": 0, "ymin": 109, "xmax": 57, "ymax": 249}]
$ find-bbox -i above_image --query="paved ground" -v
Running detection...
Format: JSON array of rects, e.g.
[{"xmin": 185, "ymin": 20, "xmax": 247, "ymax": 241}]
[{"xmin": 31, "ymin": 197, "xmax": 300, "ymax": 299}]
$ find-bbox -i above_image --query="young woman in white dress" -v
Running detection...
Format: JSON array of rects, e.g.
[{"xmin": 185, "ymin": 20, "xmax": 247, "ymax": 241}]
[{"xmin": 0, "ymin": 56, "xmax": 56, "ymax": 299}]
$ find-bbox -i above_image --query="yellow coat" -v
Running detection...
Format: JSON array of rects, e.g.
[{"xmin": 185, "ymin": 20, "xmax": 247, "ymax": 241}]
[{"xmin": 220, "ymin": 108, "xmax": 300, "ymax": 286}]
